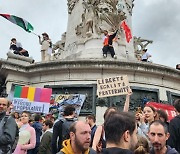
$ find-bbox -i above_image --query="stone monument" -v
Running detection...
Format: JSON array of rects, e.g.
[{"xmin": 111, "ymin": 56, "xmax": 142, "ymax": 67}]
[
  {"xmin": 1, "ymin": 0, "xmax": 180, "ymax": 124},
  {"xmin": 58, "ymin": 0, "xmax": 135, "ymax": 60}
]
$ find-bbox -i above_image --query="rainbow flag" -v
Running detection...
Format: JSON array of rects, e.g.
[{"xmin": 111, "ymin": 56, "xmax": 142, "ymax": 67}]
[{"xmin": 14, "ymin": 85, "xmax": 52, "ymax": 103}]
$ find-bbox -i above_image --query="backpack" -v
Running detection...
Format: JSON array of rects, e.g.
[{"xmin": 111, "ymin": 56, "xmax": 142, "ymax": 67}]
[{"xmin": 60, "ymin": 118, "xmax": 75, "ymax": 141}]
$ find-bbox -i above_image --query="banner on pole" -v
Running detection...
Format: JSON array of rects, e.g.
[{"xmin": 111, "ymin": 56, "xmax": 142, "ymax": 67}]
[{"xmin": 97, "ymin": 75, "xmax": 130, "ymax": 98}]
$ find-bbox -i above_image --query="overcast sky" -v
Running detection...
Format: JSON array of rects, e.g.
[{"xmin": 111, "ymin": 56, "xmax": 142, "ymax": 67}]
[{"xmin": 0, "ymin": 0, "xmax": 179, "ymax": 68}]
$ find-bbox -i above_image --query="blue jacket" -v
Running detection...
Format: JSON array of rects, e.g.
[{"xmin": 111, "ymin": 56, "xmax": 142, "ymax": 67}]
[{"xmin": 32, "ymin": 121, "xmax": 42, "ymax": 145}]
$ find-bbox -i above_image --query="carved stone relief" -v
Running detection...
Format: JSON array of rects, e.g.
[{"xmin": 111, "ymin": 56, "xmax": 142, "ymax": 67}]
[
  {"xmin": 75, "ymin": 0, "xmax": 127, "ymax": 42},
  {"xmin": 67, "ymin": 0, "xmax": 79, "ymax": 14},
  {"xmin": 133, "ymin": 36, "xmax": 153, "ymax": 60}
]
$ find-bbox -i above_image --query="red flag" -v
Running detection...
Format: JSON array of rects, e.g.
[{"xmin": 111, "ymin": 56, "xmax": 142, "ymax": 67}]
[{"xmin": 121, "ymin": 21, "xmax": 132, "ymax": 43}]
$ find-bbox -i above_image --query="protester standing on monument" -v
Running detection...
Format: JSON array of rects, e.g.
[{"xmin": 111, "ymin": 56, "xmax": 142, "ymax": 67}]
[
  {"xmin": 101, "ymin": 112, "xmax": 138, "ymax": 154},
  {"xmin": 9, "ymin": 38, "xmax": 29, "ymax": 57},
  {"xmin": 13, "ymin": 111, "xmax": 36, "ymax": 154},
  {"xmin": 168, "ymin": 99, "xmax": 180, "ymax": 153},
  {"xmin": 38, "ymin": 33, "xmax": 52, "ymax": 61},
  {"xmin": 0, "ymin": 97, "xmax": 18, "ymax": 154},
  {"xmin": 102, "ymin": 29, "xmax": 118, "ymax": 59},
  {"xmin": 51, "ymin": 105, "xmax": 77, "ymax": 154},
  {"xmin": 57, "ymin": 121, "xmax": 96, "ymax": 154},
  {"xmin": 148, "ymin": 120, "xmax": 179, "ymax": 154},
  {"xmin": 141, "ymin": 49, "xmax": 152, "ymax": 62},
  {"xmin": 86, "ymin": 115, "xmax": 97, "ymax": 147}
]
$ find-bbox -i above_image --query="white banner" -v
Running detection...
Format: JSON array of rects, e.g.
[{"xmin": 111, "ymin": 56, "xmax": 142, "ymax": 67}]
[{"xmin": 12, "ymin": 98, "xmax": 50, "ymax": 114}]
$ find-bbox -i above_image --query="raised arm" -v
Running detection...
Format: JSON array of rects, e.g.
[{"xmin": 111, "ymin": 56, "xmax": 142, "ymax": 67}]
[
  {"xmin": 123, "ymin": 88, "xmax": 132, "ymax": 112},
  {"xmin": 92, "ymin": 125, "xmax": 103, "ymax": 151}
]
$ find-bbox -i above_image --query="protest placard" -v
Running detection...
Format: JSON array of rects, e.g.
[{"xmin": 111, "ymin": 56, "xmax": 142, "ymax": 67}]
[
  {"xmin": 11, "ymin": 85, "xmax": 52, "ymax": 114},
  {"xmin": 50, "ymin": 94, "xmax": 86, "ymax": 115},
  {"xmin": 97, "ymin": 75, "xmax": 130, "ymax": 98},
  {"xmin": 13, "ymin": 98, "xmax": 50, "ymax": 113}
]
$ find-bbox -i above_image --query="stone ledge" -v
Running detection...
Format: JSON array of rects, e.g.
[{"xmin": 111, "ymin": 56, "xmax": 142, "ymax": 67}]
[
  {"xmin": 7, "ymin": 52, "xmax": 34, "ymax": 64},
  {"xmin": 0, "ymin": 59, "xmax": 179, "ymax": 79}
]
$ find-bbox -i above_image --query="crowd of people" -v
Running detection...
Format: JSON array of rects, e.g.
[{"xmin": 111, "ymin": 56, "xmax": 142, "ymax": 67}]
[{"xmin": 0, "ymin": 96, "xmax": 180, "ymax": 154}]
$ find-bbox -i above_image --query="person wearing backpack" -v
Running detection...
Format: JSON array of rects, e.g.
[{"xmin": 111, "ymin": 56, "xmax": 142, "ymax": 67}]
[
  {"xmin": 51, "ymin": 105, "xmax": 77, "ymax": 154},
  {"xmin": 0, "ymin": 97, "xmax": 18, "ymax": 154}
]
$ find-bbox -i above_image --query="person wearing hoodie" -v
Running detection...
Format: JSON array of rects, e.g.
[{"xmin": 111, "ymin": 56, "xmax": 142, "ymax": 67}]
[
  {"xmin": 148, "ymin": 120, "xmax": 179, "ymax": 154},
  {"xmin": 101, "ymin": 112, "xmax": 138, "ymax": 154},
  {"xmin": 38, "ymin": 120, "xmax": 53, "ymax": 154},
  {"xmin": 58, "ymin": 121, "xmax": 96, "ymax": 154},
  {"xmin": 168, "ymin": 99, "xmax": 180, "ymax": 153}
]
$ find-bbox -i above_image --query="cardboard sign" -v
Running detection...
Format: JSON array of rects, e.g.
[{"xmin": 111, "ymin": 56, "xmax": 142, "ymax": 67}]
[
  {"xmin": 146, "ymin": 102, "xmax": 177, "ymax": 121},
  {"xmin": 97, "ymin": 75, "xmax": 130, "ymax": 98}
]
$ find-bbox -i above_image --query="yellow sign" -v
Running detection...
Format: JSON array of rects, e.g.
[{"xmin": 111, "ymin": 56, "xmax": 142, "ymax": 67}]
[{"xmin": 97, "ymin": 75, "xmax": 130, "ymax": 98}]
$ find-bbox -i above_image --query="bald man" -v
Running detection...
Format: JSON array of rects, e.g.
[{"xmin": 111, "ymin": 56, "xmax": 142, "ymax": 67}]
[
  {"xmin": 58, "ymin": 121, "xmax": 96, "ymax": 154},
  {"xmin": 0, "ymin": 97, "xmax": 18, "ymax": 153}
]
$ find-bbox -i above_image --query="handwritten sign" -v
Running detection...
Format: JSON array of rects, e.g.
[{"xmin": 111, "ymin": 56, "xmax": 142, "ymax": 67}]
[
  {"xmin": 97, "ymin": 75, "xmax": 130, "ymax": 98},
  {"xmin": 12, "ymin": 98, "xmax": 50, "ymax": 114}
]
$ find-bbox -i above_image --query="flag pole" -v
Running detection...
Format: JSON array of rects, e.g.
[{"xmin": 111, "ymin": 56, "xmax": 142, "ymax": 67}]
[{"xmin": 31, "ymin": 31, "xmax": 39, "ymax": 37}]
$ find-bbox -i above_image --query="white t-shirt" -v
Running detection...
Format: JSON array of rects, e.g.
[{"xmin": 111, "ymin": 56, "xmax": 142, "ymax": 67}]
[{"xmin": 142, "ymin": 52, "xmax": 151, "ymax": 59}]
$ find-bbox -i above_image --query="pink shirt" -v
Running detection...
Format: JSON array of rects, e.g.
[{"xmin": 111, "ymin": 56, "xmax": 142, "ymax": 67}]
[{"xmin": 13, "ymin": 124, "xmax": 36, "ymax": 154}]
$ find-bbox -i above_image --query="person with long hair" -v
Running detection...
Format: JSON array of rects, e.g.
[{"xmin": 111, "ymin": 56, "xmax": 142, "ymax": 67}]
[
  {"xmin": 92, "ymin": 89, "xmax": 132, "ymax": 152},
  {"xmin": 13, "ymin": 111, "xmax": 36, "ymax": 154},
  {"xmin": 138, "ymin": 106, "xmax": 156, "ymax": 138},
  {"xmin": 92, "ymin": 107, "xmax": 118, "ymax": 152}
]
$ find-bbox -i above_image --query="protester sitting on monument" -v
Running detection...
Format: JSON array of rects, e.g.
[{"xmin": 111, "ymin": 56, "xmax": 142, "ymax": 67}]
[
  {"xmin": 101, "ymin": 112, "xmax": 138, "ymax": 154},
  {"xmin": 102, "ymin": 29, "xmax": 118, "ymax": 59},
  {"xmin": 148, "ymin": 120, "xmax": 179, "ymax": 154},
  {"xmin": 13, "ymin": 111, "xmax": 36, "ymax": 154},
  {"xmin": 92, "ymin": 89, "xmax": 132, "ymax": 152},
  {"xmin": 10, "ymin": 38, "xmax": 29, "ymax": 57},
  {"xmin": 141, "ymin": 49, "xmax": 151, "ymax": 62},
  {"xmin": 38, "ymin": 33, "xmax": 52, "ymax": 61}
]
